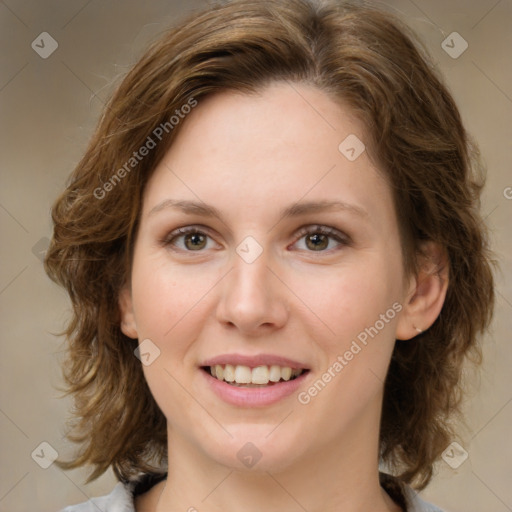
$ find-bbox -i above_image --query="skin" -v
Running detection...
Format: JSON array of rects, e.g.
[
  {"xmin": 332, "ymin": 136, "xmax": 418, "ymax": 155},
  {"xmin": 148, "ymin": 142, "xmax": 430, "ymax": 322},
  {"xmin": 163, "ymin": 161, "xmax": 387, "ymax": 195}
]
[{"xmin": 119, "ymin": 82, "xmax": 448, "ymax": 512}]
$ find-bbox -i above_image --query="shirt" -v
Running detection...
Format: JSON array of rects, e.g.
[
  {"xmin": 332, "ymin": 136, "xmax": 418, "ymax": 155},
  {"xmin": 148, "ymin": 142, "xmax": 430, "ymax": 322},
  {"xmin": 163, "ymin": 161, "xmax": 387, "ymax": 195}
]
[{"xmin": 59, "ymin": 472, "xmax": 446, "ymax": 512}]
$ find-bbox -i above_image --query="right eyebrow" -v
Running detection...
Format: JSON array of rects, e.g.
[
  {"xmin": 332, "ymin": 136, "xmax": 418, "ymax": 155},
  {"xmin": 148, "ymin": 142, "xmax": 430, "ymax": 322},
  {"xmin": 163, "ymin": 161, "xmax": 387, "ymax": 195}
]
[{"xmin": 149, "ymin": 199, "xmax": 222, "ymax": 219}]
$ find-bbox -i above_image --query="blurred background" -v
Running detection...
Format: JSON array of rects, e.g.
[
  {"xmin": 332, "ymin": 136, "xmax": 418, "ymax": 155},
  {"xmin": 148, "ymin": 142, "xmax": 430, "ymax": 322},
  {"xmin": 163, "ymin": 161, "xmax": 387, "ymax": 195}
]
[{"xmin": 0, "ymin": 0, "xmax": 511, "ymax": 510}]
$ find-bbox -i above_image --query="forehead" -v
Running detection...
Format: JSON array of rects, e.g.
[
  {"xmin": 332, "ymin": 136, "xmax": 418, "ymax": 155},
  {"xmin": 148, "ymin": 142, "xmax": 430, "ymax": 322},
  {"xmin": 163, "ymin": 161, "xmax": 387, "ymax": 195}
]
[
  {"xmin": 142, "ymin": 82, "xmax": 394, "ymax": 230},
  {"xmin": 169, "ymin": 82, "xmax": 367, "ymax": 167}
]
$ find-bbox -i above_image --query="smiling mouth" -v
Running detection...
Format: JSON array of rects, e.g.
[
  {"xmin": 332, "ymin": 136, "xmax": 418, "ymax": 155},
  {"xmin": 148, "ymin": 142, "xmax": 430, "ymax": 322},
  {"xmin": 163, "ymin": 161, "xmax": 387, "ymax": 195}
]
[{"xmin": 201, "ymin": 364, "xmax": 308, "ymax": 387}]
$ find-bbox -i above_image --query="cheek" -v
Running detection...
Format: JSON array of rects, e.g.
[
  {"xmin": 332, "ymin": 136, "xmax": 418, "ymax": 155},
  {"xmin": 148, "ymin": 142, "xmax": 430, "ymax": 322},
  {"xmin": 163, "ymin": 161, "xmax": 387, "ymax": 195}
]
[
  {"xmin": 130, "ymin": 252, "xmax": 203, "ymax": 338},
  {"xmin": 291, "ymin": 257, "xmax": 403, "ymax": 348},
  {"xmin": 294, "ymin": 265, "xmax": 402, "ymax": 432},
  {"xmin": 130, "ymin": 258, "xmax": 213, "ymax": 417}
]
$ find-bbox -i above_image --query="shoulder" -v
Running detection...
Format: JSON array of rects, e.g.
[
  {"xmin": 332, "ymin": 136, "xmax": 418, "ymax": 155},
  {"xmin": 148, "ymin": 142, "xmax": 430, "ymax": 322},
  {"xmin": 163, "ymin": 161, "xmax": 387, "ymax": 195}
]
[
  {"xmin": 403, "ymin": 485, "xmax": 447, "ymax": 512},
  {"xmin": 58, "ymin": 481, "xmax": 134, "ymax": 512},
  {"xmin": 58, "ymin": 473, "xmax": 166, "ymax": 512},
  {"xmin": 380, "ymin": 473, "xmax": 446, "ymax": 512}
]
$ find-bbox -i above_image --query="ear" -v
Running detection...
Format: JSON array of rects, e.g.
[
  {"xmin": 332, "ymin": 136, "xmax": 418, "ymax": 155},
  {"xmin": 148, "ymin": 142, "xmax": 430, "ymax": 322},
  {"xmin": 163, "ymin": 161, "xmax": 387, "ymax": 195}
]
[
  {"xmin": 118, "ymin": 284, "xmax": 139, "ymax": 339},
  {"xmin": 396, "ymin": 241, "xmax": 449, "ymax": 340}
]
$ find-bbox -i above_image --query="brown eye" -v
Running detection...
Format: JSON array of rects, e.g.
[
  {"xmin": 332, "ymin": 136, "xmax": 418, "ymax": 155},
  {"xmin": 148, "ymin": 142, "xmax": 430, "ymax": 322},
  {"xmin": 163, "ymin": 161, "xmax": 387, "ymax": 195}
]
[
  {"xmin": 305, "ymin": 233, "xmax": 329, "ymax": 251},
  {"xmin": 184, "ymin": 232, "xmax": 207, "ymax": 250}
]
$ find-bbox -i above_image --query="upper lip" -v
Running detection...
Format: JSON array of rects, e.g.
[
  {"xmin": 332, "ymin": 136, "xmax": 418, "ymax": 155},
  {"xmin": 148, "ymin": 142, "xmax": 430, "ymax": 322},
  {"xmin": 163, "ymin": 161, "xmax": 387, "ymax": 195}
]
[{"xmin": 201, "ymin": 353, "xmax": 309, "ymax": 370}]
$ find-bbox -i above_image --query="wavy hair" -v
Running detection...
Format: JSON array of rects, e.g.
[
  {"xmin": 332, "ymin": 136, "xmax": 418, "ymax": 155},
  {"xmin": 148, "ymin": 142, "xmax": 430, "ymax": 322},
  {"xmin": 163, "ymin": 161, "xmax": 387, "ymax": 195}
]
[{"xmin": 44, "ymin": 0, "xmax": 495, "ymax": 490}]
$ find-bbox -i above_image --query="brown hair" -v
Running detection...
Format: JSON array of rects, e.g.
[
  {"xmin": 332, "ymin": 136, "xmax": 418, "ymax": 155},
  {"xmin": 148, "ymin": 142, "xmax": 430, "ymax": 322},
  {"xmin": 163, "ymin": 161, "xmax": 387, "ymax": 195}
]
[{"xmin": 44, "ymin": 0, "xmax": 494, "ymax": 490}]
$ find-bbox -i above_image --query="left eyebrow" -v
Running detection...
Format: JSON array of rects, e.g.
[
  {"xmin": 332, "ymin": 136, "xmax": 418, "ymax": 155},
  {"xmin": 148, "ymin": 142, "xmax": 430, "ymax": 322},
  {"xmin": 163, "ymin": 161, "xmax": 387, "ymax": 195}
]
[
  {"xmin": 147, "ymin": 198, "xmax": 368, "ymax": 222},
  {"xmin": 280, "ymin": 200, "xmax": 368, "ymax": 220}
]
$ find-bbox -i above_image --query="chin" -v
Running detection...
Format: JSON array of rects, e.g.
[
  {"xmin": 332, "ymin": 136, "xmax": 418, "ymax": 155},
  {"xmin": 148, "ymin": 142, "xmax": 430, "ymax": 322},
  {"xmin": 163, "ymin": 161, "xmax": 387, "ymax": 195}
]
[{"xmin": 201, "ymin": 425, "xmax": 309, "ymax": 473}]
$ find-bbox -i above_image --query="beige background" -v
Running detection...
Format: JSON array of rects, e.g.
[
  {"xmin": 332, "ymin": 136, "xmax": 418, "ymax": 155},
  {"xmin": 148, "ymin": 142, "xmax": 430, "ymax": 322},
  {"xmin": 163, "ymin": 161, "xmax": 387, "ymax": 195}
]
[{"xmin": 0, "ymin": 0, "xmax": 511, "ymax": 511}]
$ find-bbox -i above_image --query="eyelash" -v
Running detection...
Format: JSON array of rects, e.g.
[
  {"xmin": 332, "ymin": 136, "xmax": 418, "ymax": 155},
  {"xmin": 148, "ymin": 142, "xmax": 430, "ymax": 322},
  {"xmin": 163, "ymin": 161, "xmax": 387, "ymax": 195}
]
[{"xmin": 162, "ymin": 225, "xmax": 350, "ymax": 254}]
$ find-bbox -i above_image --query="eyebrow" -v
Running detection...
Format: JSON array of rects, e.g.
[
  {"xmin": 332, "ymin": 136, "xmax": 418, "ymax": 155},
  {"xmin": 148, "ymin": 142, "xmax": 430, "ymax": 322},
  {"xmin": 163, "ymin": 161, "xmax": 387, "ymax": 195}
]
[{"xmin": 148, "ymin": 198, "xmax": 368, "ymax": 221}]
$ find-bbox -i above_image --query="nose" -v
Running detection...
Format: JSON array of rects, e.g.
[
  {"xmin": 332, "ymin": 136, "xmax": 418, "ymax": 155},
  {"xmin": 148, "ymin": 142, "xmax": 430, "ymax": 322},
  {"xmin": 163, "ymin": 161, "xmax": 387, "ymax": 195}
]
[{"xmin": 215, "ymin": 249, "xmax": 289, "ymax": 336}]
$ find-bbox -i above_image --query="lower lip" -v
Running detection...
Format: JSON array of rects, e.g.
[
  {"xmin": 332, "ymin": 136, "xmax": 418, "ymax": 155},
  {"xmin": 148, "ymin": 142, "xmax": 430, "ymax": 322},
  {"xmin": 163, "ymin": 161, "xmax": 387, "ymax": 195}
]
[{"xmin": 201, "ymin": 369, "xmax": 309, "ymax": 407}]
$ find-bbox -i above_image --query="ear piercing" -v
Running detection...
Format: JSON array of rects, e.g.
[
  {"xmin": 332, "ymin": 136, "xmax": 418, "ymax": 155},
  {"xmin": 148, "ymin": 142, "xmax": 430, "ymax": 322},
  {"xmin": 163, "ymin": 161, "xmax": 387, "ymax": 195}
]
[{"xmin": 414, "ymin": 326, "xmax": 423, "ymax": 333}]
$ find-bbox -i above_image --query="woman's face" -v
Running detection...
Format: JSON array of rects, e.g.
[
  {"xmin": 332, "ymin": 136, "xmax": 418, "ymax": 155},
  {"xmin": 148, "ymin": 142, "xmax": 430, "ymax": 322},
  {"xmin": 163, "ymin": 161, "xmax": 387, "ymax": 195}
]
[{"xmin": 120, "ymin": 82, "xmax": 411, "ymax": 472}]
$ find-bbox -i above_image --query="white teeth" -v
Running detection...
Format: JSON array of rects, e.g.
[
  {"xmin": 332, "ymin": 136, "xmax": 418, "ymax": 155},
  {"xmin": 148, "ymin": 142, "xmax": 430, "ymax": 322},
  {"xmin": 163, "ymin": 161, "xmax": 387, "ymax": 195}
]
[
  {"xmin": 281, "ymin": 367, "xmax": 292, "ymax": 381},
  {"xmin": 223, "ymin": 364, "xmax": 235, "ymax": 382},
  {"xmin": 234, "ymin": 365, "xmax": 252, "ymax": 384},
  {"xmin": 252, "ymin": 365, "xmax": 270, "ymax": 385},
  {"xmin": 208, "ymin": 364, "xmax": 304, "ymax": 385},
  {"xmin": 269, "ymin": 365, "xmax": 282, "ymax": 382},
  {"xmin": 215, "ymin": 365, "xmax": 224, "ymax": 380}
]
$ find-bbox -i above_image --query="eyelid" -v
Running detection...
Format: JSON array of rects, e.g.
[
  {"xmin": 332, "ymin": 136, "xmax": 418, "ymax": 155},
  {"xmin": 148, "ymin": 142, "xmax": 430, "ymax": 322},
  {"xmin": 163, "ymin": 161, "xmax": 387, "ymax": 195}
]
[
  {"xmin": 163, "ymin": 224, "xmax": 213, "ymax": 239},
  {"xmin": 294, "ymin": 224, "xmax": 350, "ymax": 243}
]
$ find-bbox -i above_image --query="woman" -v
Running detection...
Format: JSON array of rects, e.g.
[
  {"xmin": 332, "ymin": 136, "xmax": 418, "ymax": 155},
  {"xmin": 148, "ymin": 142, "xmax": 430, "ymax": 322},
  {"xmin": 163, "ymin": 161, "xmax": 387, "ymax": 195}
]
[{"xmin": 45, "ymin": 1, "xmax": 495, "ymax": 510}]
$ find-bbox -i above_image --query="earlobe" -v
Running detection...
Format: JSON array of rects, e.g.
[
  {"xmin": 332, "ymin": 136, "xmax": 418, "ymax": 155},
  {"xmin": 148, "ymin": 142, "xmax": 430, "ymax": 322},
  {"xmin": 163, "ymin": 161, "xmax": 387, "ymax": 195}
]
[
  {"xmin": 396, "ymin": 242, "xmax": 449, "ymax": 340},
  {"xmin": 118, "ymin": 285, "xmax": 138, "ymax": 339}
]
